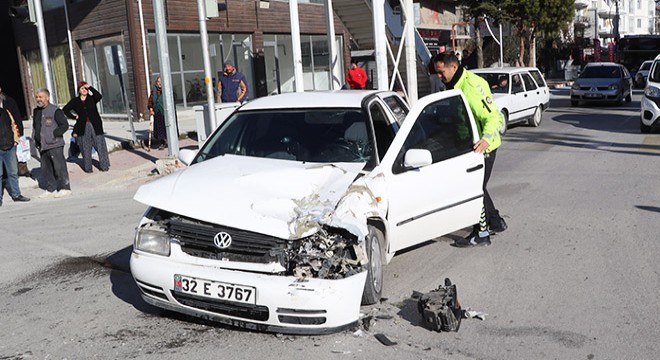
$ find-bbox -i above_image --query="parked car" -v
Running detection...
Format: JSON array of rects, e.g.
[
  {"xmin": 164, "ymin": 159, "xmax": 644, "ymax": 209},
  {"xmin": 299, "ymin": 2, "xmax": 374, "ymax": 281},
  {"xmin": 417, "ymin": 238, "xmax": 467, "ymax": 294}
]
[
  {"xmin": 640, "ymin": 54, "xmax": 660, "ymax": 133},
  {"xmin": 570, "ymin": 62, "xmax": 633, "ymax": 106},
  {"xmin": 130, "ymin": 89, "xmax": 486, "ymax": 334},
  {"xmin": 471, "ymin": 67, "xmax": 550, "ymax": 134},
  {"xmin": 634, "ymin": 60, "xmax": 653, "ymax": 88}
]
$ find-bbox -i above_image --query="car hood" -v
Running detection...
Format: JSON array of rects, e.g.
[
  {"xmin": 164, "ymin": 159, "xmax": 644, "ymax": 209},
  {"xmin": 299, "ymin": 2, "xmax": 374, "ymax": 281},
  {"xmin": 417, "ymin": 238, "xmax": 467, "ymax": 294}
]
[
  {"xmin": 134, "ymin": 155, "xmax": 367, "ymax": 240},
  {"xmin": 575, "ymin": 78, "xmax": 620, "ymax": 87}
]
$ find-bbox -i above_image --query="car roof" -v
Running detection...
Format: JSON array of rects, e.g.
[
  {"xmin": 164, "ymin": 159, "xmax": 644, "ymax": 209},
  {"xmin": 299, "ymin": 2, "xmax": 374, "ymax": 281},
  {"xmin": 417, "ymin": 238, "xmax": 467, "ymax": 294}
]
[
  {"xmin": 239, "ymin": 90, "xmax": 389, "ymax": 111},
  {"xmin": 584, "ymin": 62, "xmax": 621, "ymax": 67},
  {"xmin": 471, "ymin": 66, "xmax": 541, "ymax": 74}
]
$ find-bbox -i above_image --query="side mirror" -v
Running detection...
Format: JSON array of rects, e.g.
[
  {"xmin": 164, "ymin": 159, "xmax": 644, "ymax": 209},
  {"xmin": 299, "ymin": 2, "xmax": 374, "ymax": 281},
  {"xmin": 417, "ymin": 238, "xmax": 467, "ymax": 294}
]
[
  {"xmin": 403, "ymin": 149, "xmax": 433, "ymax": 169},
  {"xmin": 178, "ymin": 149, "xmax": 198, "ymax": 166}
]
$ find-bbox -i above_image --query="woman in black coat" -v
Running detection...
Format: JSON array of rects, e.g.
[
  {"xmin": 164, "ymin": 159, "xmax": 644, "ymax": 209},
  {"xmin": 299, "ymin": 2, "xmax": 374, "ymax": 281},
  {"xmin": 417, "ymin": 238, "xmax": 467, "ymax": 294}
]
[{"xmin": 63, "ymin": 81, "xmax": 110, "ymax": 173}]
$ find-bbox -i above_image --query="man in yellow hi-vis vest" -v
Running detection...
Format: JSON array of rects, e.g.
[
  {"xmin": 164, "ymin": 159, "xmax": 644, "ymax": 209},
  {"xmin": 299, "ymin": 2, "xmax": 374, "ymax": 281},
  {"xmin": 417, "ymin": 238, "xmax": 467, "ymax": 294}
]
[{"xmin": 434, "ymin": 52, "xmax": 507, "ymax": 248}]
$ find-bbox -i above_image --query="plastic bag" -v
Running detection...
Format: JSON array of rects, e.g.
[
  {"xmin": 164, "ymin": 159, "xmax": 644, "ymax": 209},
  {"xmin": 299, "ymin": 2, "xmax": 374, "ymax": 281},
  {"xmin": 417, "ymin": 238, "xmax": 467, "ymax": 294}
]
[{"xmin": 16, "ymin": 136, "xmax": 31, "ymax": 162}]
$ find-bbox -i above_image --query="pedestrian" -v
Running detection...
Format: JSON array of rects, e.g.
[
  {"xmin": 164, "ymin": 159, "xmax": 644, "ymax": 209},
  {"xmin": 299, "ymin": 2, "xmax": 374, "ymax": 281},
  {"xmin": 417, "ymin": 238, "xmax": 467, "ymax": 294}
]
[
  {"xmin": 148, "ymin": 76, "xmax": 168, "ymax": 150},
  {"xmin": 345, "ymin": 59, "xmax": 368, "ymax": 90},
  {"xmin": 217, "ymin": 61, "xmax": 248, "ymax": 103},
  {"xmin": 63, "ymin": 81, "xmax": 110, "ymax": 173},
  {"xmin": 0, "ymin": 84, "xmax": 29, "ymax": 177},
  {"xmin": 32, "ymin": 88, "xmax": 71, "ymax": 198},
  {"xmin": 0, "ymin": 106, "xmax": 30, "ymax": 207},
  {"xmin": 433, "ymin": 52, "xmax": 507, "ymax": 247}
]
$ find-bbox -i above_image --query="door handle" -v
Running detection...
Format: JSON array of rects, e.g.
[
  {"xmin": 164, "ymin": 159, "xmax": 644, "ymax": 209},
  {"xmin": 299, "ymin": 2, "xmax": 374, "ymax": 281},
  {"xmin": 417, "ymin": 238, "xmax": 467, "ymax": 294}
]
[
  {"xmin": 466, "ymin": 164, "xmax": 484, "ymax": 173},
  {"xmin": 524, "ymin": 94, "xmax": 528, "ymax": 97}
]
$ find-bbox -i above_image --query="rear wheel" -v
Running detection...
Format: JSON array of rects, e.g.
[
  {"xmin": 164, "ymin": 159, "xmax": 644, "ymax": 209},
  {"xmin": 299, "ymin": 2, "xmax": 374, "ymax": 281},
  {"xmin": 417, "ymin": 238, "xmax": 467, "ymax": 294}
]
[
  {"xmin": 528, "ymin": 105, "xmax": 542, "ymax": 127},
  {"xmin": 361, "ymin": 225, "xmax": 385, "ymax": 305}
]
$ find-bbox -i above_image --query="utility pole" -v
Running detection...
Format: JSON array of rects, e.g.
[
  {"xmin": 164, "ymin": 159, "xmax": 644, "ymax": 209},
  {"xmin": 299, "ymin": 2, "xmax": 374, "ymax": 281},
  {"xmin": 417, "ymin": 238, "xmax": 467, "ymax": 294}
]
[
  {"xmin": 196, "ymin": 0, "xmax": 216, "ymax": 130},
  {"xmin": 153, "ymin": 0, "xmax": 180, "ymax": 157},
  {"xmin": 33, "ymin": 0, "xmax": 54, "ymax": 101}
]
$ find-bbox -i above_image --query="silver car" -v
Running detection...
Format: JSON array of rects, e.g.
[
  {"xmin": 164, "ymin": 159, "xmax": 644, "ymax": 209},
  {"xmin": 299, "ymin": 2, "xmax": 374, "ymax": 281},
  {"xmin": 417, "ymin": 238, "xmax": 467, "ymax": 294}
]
[
  {"xmin": 634, "ymin": 60, "xmax": 653, "ymax": 88},
  {"xmin": 570, "ymin": 62, "xmax": 633, "ymax": 106}
]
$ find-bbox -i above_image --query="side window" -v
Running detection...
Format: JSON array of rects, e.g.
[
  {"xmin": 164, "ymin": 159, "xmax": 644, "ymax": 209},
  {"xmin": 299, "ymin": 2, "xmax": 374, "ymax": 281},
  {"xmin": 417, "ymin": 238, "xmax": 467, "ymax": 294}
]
[
  {"xmin": 511, "ymin": 74, "xmax": 524, "ymax": 93},
  {"xmin": 393, "ymin": 95, "xmax": 474, "ymax": 174},
  {"xmin": 521, "ymin": 73, "xmax": 537, "ymax": 91},
  {"xmin": 369, "ymin": 102, "xmax": 396, "ymax": 161},
  {"xmin": 382, "ymin": 95, "xmax": 408, "ymax": 124},
  {"xmin": 529, "ymin": 70, "xmax": 547, "ymax": 88}
]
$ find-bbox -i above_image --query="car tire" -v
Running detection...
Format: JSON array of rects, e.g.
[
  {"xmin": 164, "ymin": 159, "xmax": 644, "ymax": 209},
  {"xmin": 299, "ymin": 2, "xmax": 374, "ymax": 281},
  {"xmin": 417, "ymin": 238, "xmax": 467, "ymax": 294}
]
[
  {"xmin": 361, "ymin": 225, "xmax": 385, "ymax": 305},
  {"xmin": 625, "ymin": 92, "xmax": 632, "ymax": 102},
  {"xmin": 641, "ymin": 120, "xmax": 651, "ymax": 134},
  {"xmin": 499, "ymin": 110, "xmax": 508, "ymax": 136},
  {"xmin": 571, "ymin": 100, "xmax": 578, "ymax": 106},
  {"xmin": 528, "ymin": 105, "xmax": 542, "ymax": 127}
]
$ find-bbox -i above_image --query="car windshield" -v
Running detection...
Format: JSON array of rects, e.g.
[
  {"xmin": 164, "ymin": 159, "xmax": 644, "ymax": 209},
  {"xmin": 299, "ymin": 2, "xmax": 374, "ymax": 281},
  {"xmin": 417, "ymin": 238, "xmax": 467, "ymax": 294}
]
[
  {"xmin": 640, "ymin": 62, "xmax": 652, "ymax": 71},
  {"xmin": 580, "ymin": 66, "xmax": 621, "ymax": 78},
  {"xmin": 650, "ymin": 61, "xmax": 660, "ymax": 82},
  {"xmin": 195, "ymin": 108, "xmax": 376, "ymax": 168},
  {"xmin": 476, "ymin": 73, "xmax": 509, "ymax": 93}
]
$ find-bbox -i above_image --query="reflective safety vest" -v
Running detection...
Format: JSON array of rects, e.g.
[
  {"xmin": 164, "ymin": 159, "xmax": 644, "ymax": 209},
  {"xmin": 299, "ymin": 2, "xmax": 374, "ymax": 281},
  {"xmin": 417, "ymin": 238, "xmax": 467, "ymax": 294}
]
[{"xmin": 454, "ymin": 69, "xmax": 503, "ymax": 153}]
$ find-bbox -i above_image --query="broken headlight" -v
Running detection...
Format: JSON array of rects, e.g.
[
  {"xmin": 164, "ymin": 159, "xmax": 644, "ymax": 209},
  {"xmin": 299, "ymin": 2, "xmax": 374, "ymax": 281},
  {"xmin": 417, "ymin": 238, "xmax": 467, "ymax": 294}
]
[
  {"xmin": 288, "ymin": 228, "xmax": 368, "ymax": 280},
  {"xmin": 134, "ymin": 227, "xmax": 171, "ymax": 256}
]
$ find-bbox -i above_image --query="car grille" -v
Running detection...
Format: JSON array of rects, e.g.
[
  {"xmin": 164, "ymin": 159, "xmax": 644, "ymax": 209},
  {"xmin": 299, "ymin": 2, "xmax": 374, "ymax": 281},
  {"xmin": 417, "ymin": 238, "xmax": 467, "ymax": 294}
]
[
  {"xmin": 168, "ymin": 216, "xmax": 287, "ymax": 264},
  {"xmin": 172, "ymin": 291, "xmax": 270, "ymax": 321},
  {"xmin": 580, "ymin": 86, "xmax": 609, "ymax": 91}
]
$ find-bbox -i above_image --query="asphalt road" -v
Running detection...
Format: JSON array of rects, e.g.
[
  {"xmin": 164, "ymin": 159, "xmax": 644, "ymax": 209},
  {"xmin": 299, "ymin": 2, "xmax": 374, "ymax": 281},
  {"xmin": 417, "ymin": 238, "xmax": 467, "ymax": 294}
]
[{"xmin": 1, "ymin": 89, "xmax": 658, "ymax": 360}]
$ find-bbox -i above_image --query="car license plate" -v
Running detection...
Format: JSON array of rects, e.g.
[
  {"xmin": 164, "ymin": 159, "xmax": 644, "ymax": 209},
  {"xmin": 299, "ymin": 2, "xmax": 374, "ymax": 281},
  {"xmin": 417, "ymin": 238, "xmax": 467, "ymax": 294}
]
[
  {"xmin": 585, "ymin": 93, "xmax": 602, "ymax": 98},
  {"xmin": 174, "ymin": 274, "xmax": 256, "ymax": 305}
]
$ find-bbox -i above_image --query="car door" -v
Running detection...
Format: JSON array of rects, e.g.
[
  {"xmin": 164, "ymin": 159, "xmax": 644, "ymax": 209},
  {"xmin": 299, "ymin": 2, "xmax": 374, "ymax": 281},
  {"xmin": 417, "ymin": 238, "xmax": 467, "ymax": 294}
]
[
  {"xmin": 377, "ymin": 89, "xmax": 484, "ymax": 253},
  {"xmin": 521, "ymin": 72, "xmax": 541, "ymax": 112},
  {"xmin": 509, "ymin": 73, "xmax": 532, "ymax": 121}
]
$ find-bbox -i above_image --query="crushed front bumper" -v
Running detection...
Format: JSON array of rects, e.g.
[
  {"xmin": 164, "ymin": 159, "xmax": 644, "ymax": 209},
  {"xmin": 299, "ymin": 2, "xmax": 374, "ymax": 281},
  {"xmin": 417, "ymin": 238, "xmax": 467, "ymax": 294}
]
[{"xmin": 130, "ymin": 246, "xmax": 367, "ymax": 335}]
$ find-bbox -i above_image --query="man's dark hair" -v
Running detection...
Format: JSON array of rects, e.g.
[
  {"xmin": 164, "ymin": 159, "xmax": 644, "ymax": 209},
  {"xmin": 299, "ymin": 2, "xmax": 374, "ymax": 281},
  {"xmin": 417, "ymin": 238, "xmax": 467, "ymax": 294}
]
[
  {"xmin": 351, "ymin": 58, "xmax": 359, "ymax": 65},
  {"xmin": 433, "ymin": 52, "xmax": 459, "ymax": 66}
]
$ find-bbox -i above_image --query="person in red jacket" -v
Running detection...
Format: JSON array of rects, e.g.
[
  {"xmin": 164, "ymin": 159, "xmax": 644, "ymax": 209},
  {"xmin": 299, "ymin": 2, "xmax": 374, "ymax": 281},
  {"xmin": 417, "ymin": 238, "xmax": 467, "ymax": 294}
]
[{"xmin": 345, "ymin": 59, "xmax": 368, "ymax": 89}]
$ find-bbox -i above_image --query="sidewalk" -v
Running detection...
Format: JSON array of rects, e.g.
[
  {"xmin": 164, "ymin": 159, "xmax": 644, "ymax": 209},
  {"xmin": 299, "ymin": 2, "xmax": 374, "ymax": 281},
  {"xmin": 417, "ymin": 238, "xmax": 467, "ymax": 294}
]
[{"xmin": 5, "ymin": 107, "xmax": 200, "ymax": 206}]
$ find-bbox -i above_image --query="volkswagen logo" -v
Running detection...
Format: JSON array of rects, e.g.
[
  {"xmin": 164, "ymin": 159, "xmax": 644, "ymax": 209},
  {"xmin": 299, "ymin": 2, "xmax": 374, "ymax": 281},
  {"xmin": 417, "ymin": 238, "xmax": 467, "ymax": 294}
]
[{"xmin": 213, "ymin": 232, "xmax": 232, "ymax": 249}]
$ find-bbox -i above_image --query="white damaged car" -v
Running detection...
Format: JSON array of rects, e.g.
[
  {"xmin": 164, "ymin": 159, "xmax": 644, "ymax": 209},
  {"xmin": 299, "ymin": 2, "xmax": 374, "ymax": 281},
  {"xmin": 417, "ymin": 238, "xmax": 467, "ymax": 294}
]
[{"xmin": 130, "ymin": 89, "xmax": 485, "ymax": 334}]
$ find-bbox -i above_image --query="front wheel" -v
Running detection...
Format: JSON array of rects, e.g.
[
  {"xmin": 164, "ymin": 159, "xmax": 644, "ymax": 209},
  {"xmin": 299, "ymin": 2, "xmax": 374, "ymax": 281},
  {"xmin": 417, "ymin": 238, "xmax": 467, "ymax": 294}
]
[
  {"xmin": 528, "ymin": 105, "xmax": 542, "ymax": 127},
  {"xmin": 625, "ymin": 92, "xmax": 632, "ymax": 102},
  {"xmin": 499, "ymin": 110, "xmax": 508, "ymax": 136},
  {"xmin": 641, "ymin": 119, "xmax": 651, "ymax": 133},
  {"xmin": 361, "ymin": 225, "xmax": 385, "ymax": 305},
  {"xmin": 571, "ymin": 100, "xmax": 578, "ymax": 106}
]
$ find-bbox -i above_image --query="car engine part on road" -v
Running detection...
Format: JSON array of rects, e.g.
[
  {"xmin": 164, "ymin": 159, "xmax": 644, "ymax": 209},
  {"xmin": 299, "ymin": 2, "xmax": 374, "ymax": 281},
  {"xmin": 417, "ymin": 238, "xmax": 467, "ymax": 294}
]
[{"xmin": 417, "ymin": 278, "xmax": 462, "ymax": 332}]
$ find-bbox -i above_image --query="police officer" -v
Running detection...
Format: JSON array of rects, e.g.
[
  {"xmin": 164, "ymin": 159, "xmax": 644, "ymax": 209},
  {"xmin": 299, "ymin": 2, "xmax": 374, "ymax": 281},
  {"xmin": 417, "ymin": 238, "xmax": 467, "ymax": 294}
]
[{"xmin": 433, "ymin": 52, "xmax": 507, "ymax": 247}]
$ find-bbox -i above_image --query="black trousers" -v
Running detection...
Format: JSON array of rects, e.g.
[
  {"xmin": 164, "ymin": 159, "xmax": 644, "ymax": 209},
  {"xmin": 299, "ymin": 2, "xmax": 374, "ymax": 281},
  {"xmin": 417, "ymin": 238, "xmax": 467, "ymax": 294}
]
[
  {"xmin": 40, "ymin": 147, "xmax": 70, "ymax": 192},
  {"xmin": 483, "ymin": 149, "xmax": 501, "ymax": 225}
]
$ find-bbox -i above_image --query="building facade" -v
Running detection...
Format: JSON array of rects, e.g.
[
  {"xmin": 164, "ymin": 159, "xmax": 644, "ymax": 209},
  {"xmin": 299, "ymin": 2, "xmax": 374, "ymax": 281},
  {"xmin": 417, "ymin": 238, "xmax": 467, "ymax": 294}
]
[
  {"xmin": 574, "ymin": 0, "xmax": 656, "ymax": 48},
  {"xmin": 11, "ymin": 0, "xmax": 351, "ymax": 119}
]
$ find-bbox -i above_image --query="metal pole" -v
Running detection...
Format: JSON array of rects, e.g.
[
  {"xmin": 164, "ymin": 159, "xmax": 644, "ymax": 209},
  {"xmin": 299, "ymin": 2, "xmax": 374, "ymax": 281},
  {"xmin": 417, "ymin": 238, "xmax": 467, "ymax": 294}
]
[
  {"xmin": 373, "ymin": 0, "xmax": 388, "ymax": 90},
  {"xmin": 153, "ymin": 0, "xmax": 179, "ymax": 157},
  {"xmin": 289, "ymin": 0, "xmax": 304, "ymax": 92},
  {"xmin": 324, "ymin": 0, "xmax": 342, "ymax": 90},
  {"xmin": 403, "ymin": 0, "xmax": 417, "ymax": 104},
  {"xmin": 197, "ymin": 0, "xmax": 217, "ymax": 131},
  {"xmin": 138, "ymin": 0, "xmax": 151, "ymax": 98},
  {"xmin": 499, "ymin": 24, "xmax": 503, "ymax": 67},
  {"xmin": 34, "ymin": 0, "xmax": 54, "ymax": 101},
  {"xmin": 63, "ymin": 0, "xmax": 78, "ymax": 93}
]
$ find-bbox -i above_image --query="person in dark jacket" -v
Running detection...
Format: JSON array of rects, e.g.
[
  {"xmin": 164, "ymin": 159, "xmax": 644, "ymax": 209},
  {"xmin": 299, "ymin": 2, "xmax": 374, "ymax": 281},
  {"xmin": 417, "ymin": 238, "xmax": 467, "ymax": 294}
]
[
  {"xmin": 0, "ymin": 107, "xmax": 30, "ymax": 206},
  {"xmin": 0, "ymin": 84, "xmax": 29, "ymax": 179},
  {"xmin": 32, "ymin": 88, "xmax": 71, "ymax": 198},
  {"xmin": 63, "ymin": 81, "xmax": 110, "ymax": 172},
  {"xmin": 148, "ymin": 76, "xmax": 168, "ymax": 150}
]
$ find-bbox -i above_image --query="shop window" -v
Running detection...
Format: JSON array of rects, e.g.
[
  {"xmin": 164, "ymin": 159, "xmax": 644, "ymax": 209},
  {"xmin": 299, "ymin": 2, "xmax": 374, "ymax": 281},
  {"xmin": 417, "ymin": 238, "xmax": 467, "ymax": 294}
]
[
  {"xmin": 81, "ymin": 36, "xmax": 129, "ymax": 115},
  {"xmin": 26, "ymin": 44, "xmax": 73, "ymax": 106}
]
